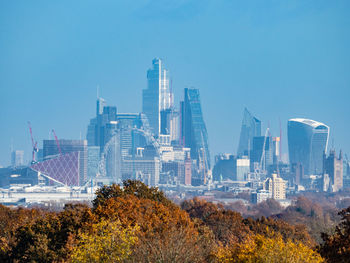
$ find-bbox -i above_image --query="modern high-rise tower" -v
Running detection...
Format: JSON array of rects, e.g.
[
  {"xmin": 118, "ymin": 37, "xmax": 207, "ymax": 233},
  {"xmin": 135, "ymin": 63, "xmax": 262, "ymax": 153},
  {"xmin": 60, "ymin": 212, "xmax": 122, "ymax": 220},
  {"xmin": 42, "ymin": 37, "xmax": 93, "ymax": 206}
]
[
  {"xmin": 180, "ymin": 88, "xmax": 210, "ymax": 184},
  {"xmin": 288, "ymin": 118, "xmax": 329, "ymax": 175},
  {"xmin": 237, "ymin": 108, "xmax": 261, "ymax": 157},
  {"xmin": 142, "ymin": 58, "xmax": 173, "ymax": 137}
]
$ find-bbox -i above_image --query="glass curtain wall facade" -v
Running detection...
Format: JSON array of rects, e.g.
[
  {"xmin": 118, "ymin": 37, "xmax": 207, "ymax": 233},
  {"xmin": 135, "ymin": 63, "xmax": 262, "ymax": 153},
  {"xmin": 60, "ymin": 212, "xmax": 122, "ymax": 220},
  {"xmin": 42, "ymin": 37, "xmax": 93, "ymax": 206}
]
[
  {"xmin": 237, "ymin": 108, "xmax": 261, "ymax": 157},
  {"xmin": 180, "ymin": 88, "xmax": 210, "ymax": 171},
  {"xmin": 251, "ymin": 136, "xmax": 273, "ymax": 169},
  {"xmin": 288, "ymin": 118, "xmax": 329, "ymax": 175},
  {"xmin": 142, "ymin": 58, "xmax": 173, "ymax": 137}
]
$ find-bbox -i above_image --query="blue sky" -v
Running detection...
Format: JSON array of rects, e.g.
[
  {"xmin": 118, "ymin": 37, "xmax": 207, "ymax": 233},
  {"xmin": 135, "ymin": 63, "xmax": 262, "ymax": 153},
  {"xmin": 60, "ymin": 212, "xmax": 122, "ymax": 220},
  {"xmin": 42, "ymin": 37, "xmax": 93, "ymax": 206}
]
[{"xmin": 1, "ymin": 0, "xmax": 349, "ymax": 166}]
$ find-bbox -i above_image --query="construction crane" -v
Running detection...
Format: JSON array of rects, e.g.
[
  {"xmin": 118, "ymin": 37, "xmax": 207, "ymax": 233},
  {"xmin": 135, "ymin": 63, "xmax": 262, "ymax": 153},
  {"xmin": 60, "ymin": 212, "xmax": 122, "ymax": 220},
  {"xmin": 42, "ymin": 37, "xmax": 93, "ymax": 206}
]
[
  {"xmin": 27, "ymin": 121, "xmax": 38, "ymax": 164},
  {"xmin": 52, "ymin": 129, "xmax": 62, "ymax": 155}
]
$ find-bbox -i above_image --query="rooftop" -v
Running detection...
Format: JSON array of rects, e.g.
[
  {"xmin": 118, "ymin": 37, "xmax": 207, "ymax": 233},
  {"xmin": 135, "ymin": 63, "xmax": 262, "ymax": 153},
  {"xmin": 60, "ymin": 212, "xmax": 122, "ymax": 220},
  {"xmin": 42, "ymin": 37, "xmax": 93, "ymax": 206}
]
[{"xmin": 289, "ymin": 118, "xmax": 329, "ymax": 129}]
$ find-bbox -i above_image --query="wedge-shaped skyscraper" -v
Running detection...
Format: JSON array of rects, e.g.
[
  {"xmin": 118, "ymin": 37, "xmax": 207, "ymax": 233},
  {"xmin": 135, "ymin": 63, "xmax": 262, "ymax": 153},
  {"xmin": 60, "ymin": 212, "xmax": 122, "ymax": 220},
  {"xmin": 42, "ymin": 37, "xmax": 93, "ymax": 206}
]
[
  {"xmin": 288, "ymin": 118, "xmax": 329, "ymax": 175},
  {"xmin": 237, "ymin": 108, "xmax": 261, "ymax": 157}
]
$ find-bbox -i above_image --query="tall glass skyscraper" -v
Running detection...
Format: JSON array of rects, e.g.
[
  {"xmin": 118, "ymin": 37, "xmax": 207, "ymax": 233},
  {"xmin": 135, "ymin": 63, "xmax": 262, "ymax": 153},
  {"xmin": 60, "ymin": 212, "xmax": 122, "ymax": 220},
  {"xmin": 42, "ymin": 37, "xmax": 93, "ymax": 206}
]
[
  {"xmin": 180, "ymin": 88, "xmax": 210, "ymax": 172},
  {"xmin": 142, "ymin": 58, "xmax": 173, "ymax": 137},
  {"xmin": 237, "ymin": 108, "xmax": 261, "ymax": 157},
  {"xmin": 288, "ymin": 118, "xmax": 329, "ymax": 175}
]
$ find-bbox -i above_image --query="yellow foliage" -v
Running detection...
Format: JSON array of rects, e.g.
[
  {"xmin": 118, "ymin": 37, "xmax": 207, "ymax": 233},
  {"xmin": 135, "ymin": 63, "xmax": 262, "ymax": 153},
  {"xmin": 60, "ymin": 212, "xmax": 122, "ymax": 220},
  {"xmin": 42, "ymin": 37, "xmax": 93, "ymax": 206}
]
[
  {"xmin": 216, "ymin": 233, "xmax": 324, "ymax": 263},
  {"xmin": 70, "ymin": 220, "xmax": 139, "ymax": 263}
]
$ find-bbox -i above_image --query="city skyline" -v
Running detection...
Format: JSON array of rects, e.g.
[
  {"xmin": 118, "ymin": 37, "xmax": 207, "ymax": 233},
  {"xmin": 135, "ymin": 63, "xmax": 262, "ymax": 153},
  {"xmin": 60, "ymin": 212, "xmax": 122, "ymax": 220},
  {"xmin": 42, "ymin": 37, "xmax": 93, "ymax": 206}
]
[
  {"xmin": 1, "ymin": 1, "xmax": 350, "ymax": 166},
  {"xmin": 0, "ymin": 56, "xmax": 348, "ymax": 167}
]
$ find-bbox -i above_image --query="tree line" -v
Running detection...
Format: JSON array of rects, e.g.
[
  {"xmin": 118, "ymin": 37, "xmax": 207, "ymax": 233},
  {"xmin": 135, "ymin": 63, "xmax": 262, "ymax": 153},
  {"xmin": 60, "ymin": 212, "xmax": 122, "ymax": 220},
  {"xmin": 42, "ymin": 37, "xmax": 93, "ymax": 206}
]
[{"xmin": 0, "ymin": 180, "xmax": 349, "ymax": 262}]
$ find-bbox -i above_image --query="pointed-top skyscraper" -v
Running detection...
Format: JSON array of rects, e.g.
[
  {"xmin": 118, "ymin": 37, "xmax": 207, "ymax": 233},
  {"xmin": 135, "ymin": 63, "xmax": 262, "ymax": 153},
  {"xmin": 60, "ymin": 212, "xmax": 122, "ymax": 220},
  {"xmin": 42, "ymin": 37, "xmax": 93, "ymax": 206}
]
[
  {"xmin": 142, "ymin": 58, "xmax": 173, "ymax": 137},
  {"xmin": 237, "ymin": 108, "xmax": 261, "ymax": 157}
]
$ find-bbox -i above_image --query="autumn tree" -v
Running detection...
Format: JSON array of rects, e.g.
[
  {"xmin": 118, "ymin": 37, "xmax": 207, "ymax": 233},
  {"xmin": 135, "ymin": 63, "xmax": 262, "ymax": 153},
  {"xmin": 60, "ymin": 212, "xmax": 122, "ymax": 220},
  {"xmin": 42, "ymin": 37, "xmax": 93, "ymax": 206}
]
[
  {"xmin": 318, "ymin": 206, "xmax": 350, "ymax": 263},
  {"xmin": 225, "ymin": 200, "xmax": 247, "ymax": 215},
  {"xmin": 274, "ymin": 196, "xmax": 338, "ymax": 243},
  {"xmin": 253, "ymin": 198, "xmax": 283, "ymax": 218},
  {"xmin": 181, "ymin": 197, "xmax": 224, "ymax": 221},
  {"xmin": 93, "ymin": 180, "xmax": 172, "ymax": 209},
  {"xmin": 9, "ymin": 203, "xmax": 92, "ymax": 262},
  {"xmin": 216, "ymin": 233, "xmax": 324, "ymax": 263},
  {"xmin": 0, "ymin": 204, "xmax": 47, "ymax": 261},
  {"xmin": 182, "ymin": 198, "xmax": 250, "ymax": 244},
  {"xmin": 93, "ymin": 194, "xmax": 216, "ymax": 262},
  {"xmin": 243, "ymin": 216, "xmax": 314, "ymax": 247},
  {"xmin": 71, "ymin": 220, "xmax": 139, "ymax": 263}
]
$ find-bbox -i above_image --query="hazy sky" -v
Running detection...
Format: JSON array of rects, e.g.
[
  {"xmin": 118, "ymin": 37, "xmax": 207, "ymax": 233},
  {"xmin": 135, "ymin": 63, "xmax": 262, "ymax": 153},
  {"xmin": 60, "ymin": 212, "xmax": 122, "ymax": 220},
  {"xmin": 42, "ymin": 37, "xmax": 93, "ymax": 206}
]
[{"xmin": 1, "ymin": 0, "xmax": 349, "ymax": 166}]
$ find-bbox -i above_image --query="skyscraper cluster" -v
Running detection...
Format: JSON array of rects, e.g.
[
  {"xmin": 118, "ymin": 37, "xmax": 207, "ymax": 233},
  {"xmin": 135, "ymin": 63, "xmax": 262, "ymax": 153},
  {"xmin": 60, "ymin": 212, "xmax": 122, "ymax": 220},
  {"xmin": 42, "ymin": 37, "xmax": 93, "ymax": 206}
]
[
  {"xmin": 1, "ymin": 58, "xmax": 349, "ymax": 199},
  {"xmin": 83, "ymin": 58, "xmax": 210, "ymax": 187},
  {"xmin": 0, "ymin": 58, "xmax": 211, "ymax": 189},
  {"xmin": 213, "ymin": 107, "xmax": 347, "ymax": 197}
]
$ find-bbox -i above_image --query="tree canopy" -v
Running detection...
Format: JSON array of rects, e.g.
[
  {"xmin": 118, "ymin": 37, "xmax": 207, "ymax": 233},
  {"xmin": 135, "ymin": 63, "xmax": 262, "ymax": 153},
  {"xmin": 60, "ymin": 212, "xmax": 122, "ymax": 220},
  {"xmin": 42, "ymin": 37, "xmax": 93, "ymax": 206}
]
[{"xmin": 0, "ymin": 181, "xmax": 335, "ymax": 262}]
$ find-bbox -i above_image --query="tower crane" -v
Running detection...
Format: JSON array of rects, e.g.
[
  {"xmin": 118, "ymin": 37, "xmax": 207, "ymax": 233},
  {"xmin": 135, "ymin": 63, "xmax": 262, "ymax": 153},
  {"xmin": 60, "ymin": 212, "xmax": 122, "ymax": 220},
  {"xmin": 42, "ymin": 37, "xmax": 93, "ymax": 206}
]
[
  {"xmin": 27, "ymin": 121, "xmax": 38, "ymax": 164},
  {"xmin": 52, "ymin": 129, "xmax": 62, "ymax": 155}
]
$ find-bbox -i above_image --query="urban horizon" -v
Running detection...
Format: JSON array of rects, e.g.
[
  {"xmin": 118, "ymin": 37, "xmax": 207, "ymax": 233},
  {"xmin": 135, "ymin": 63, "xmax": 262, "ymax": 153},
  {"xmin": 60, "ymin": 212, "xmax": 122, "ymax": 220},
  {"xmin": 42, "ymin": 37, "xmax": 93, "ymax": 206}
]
[
  {"xmin": 1, "ymin": 1, "xmax": 349, "ymax": 168},
  {"xmin": 1, "ymin": 57, "xmax": 347, "ymax": 167},
  {"xmin": 2, "ymin": 57, "xmax": 348, "ymax": 189},
  {"xmin": 2, "ymin": 3, "xmax": 350, "ymax": 262}
]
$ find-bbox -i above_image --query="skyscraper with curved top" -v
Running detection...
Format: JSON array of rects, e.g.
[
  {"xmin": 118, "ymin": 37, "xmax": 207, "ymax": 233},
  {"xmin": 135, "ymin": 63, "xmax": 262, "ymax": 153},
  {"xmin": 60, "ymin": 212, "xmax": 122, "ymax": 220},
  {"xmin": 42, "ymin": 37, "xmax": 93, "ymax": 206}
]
[
  {"xmin": 288, "ymin": 118, "xmax": 329, "ymax": 176},
  {"xmin": 142, "ymin": 58, "xmax": 173, "ymax": 137},
  {"xmin": 237, "ymin": 108, "xmax": 261, "ymax": 157}
]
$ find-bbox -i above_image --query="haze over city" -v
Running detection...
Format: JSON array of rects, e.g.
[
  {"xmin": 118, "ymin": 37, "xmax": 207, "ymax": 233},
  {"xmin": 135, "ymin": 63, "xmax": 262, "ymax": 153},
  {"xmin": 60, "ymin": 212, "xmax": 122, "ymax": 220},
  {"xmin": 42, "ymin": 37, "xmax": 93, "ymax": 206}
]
[
  {"xmin": 2, "ymin": 2, "xmax": 350, "ymax": 262},
  {"xmin": 1, "ymin": 0, "xmax": 349, "ymax": 165}
]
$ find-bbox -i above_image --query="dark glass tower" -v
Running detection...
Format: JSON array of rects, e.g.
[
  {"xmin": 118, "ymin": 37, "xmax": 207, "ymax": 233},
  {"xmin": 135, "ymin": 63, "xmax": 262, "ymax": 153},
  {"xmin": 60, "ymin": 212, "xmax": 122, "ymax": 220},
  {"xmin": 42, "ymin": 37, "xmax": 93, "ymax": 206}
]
[
  {"xmin": 288, "ymin": 118, "xmax": 329, "ymax": 175},
  {"xmin": 180, "ymin": 88, "xmax": 210, "ymax": 174},
  {"xmin": 237, "ymin": 108, "xmax": 261, "ymax": 157}
]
